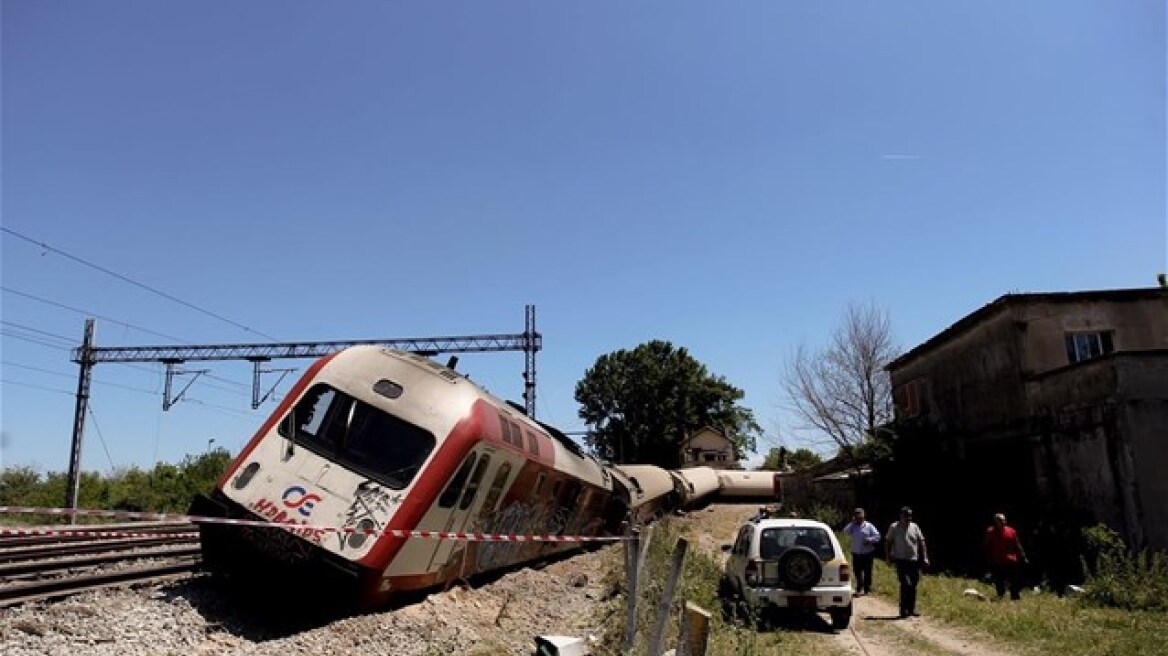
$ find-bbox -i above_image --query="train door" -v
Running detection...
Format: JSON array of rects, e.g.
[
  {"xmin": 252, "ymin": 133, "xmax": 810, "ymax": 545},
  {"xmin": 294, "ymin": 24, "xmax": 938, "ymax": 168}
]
[{"xmin": 425, "ymin": 446, "xmax": 497, "ymax": 573}]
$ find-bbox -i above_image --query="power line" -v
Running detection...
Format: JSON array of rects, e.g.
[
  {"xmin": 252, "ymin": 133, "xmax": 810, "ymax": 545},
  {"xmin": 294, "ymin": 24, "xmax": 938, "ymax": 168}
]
[
  {"xmin": 1, "ymin": 361, "xmax": 75, "ymax": 377},
  {"xmin": 1, "ymin": 364, "xmax": 162, "ymax": 395},
  {"xmin": 86, "ymin": 406, "xmax": 117, "ymax": 471},
  {"xmin": 0, "ymin": 331, "xmax": 72, "ymax": 351},
  {"xmin": 0, "ymin": 320, "xmax": 76, "ymax": 345},
  {"xmin": 2, "ymin": 286, "xmax": 188, "ymax": 343},
  {"xmin": 1, "ymin": 228, "xmax": 279, "ymax": 341},
  {"xmin": 0, "ymin": 379, "xmax": 74, "ymax": 395}
]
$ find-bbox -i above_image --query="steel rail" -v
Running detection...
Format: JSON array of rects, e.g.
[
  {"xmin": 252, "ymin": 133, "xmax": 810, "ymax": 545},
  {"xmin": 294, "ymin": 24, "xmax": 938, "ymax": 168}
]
[
  {"xmin": 0, "ymin": 558, "xmax": 200, "ymax": 608},
  {"xmin": 0, "ymin": 545, "xmax": 202, "ymax": 578},
  {"xmin": 0, "ymin": 534, "xmax": 199, "ymax": 564}
]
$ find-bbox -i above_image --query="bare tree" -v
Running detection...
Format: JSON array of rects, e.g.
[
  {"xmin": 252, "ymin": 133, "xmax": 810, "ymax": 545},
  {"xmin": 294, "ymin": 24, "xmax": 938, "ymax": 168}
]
[{"xmin": 782, "ymin": 302, "xmax": 899, "ymax": 452}]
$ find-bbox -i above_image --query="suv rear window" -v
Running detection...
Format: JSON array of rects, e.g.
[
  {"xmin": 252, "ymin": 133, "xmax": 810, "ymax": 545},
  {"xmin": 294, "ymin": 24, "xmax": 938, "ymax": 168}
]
[{"xmin": 759, "ymin": 526, "xmax": 835, "ymax": 561}]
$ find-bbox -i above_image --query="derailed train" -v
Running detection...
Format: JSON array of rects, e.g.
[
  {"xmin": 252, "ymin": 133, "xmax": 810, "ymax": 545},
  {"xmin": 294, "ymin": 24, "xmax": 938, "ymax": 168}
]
[{"xmin": 191, "ymin": 346, "xmax": 779, "ymax": 607}]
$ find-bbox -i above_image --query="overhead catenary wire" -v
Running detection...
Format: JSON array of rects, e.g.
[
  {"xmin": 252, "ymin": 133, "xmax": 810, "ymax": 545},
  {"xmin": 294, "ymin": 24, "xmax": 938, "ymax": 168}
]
[
  {"xmin": 2, "ymin": 286, "xmax": 189, "ymax": 343},
  {"xmin": 0, "ymin": 379, "xmax": 74, "ymax": 396},
  {"xmin": 0, "ymin": 320, "xmax": 77, "ymax": 345},
  {"xmin": 1, "ymin": 228, "xmax": 279, "ymax": 341},
  {"xmin": 0, "ymin": 331, "xmax": 73, "ymax": 351}
]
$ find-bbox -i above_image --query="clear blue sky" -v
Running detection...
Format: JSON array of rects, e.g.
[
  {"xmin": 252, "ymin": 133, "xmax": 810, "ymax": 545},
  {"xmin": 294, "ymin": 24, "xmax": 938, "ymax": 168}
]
[{"xmin": 2, "ymin": 1, "xmax": 1164, "ymax": 474}]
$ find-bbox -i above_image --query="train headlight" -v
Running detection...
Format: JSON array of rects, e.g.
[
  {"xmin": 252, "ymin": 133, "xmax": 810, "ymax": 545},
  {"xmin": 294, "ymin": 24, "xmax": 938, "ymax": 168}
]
[
  {"xmin": 347, "ymin": 519, "xmax": 377, "ymax": 550},
  {"xmin": 232, "ymin": 462, "xmax": 261, "ymax": 490}
]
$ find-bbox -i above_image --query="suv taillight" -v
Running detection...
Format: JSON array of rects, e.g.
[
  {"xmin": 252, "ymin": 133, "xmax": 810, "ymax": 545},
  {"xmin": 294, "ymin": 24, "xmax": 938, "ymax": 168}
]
[
  {"xmin": 839, "ymin": 563, "xmax": 850, "ymax": 582},
  {"xmin": 745, "ymin": 560, "xmax": 761, "ymax": 586}
]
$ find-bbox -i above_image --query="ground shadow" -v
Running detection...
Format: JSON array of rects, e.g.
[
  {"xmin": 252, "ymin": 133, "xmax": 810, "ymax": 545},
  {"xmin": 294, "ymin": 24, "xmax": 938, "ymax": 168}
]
[
  {"xmin": 154, "ymin": 574, "xmax": 371, "ymax": 641},
  {"xmin": 154, "ymin": 547, "xmax": 595, "ymax": 642}
]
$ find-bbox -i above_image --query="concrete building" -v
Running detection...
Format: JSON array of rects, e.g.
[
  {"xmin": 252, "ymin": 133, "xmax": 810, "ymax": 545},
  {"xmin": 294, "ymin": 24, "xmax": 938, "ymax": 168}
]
[{"xmin": 886, "ymin": 287, "xmax": 1167, "ymax": 552}]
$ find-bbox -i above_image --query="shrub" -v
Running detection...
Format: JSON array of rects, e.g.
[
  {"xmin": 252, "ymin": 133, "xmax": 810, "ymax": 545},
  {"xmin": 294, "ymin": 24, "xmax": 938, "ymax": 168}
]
[{"xmin": 1079, "ymin": 523, "xmax": 1168, "ymax": 612}]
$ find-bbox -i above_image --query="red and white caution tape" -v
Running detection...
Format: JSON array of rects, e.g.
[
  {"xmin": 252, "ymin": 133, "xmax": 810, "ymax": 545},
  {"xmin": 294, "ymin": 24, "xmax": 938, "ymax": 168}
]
[{"xmin": 0, "ymin": 506, "xmax": 626, "ymax": 543}]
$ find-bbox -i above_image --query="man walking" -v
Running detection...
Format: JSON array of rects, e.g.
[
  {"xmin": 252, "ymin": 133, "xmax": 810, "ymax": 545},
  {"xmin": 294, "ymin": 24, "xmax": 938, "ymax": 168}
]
[
  {"xmin": 984, "ymin": 513, "xmax": 1028, "ymax": 600},
  {"xmin": 886, "ymin": 506, "xmax": 929, "ymax": 619},
  {"xmin": 843, "ymin": 507, "xmax": 881, "ymax": 596}
]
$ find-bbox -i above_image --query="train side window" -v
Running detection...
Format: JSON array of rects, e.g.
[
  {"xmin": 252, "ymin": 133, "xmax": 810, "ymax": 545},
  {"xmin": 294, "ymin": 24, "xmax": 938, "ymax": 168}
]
[
  {"xmin": 499, "ymin": 414, "xmax": 523, "ymax": 447},
  {"xmin": 530, "ymin": 472, "xmax": 546, "ymax": 501},
  {"xmin": 439, "ymin": 453, "xmax": 478, "ymax": 508},
  {"xmin": 480, "ymin": 462, "xmax": 513, "ymax": 515},
  {"xmin": 525, "ymin": 430, "xmax": 540, "ymax": 456},
  {"xmin": 497, "ymin": 414, "xmax": 512, "ymax": 446},
  {"xmin": 562, "ymin": 482, "xmax": 581, "ymax": 510},
  {"xmin": 459, "ymin": 455, "xmax": 492, "ymax": 511}
]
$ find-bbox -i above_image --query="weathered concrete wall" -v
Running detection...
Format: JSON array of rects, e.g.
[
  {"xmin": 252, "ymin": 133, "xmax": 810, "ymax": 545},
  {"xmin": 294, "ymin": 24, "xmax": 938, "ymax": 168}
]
[
  {"xmin": 891, "ymin": 309, "xmax": 1026, "ymax": 434},
  {"xmin": 1118, "ymin": 354, "xmax": 1168, "ymax": 551},
  {"xmin": 1028, "ymin": 353, "xmax": 1168, "ymax": 550},
  {"xmin": 1032, "ymin": 406, "xmax": 1141, "ymax": 547}
]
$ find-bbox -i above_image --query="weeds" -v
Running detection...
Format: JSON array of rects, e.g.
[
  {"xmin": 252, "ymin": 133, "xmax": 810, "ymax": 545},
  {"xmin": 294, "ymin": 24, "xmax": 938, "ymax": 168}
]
[{"xmin": 1079, "ymin": 524, "xmax": 1168, "ymax": 612}]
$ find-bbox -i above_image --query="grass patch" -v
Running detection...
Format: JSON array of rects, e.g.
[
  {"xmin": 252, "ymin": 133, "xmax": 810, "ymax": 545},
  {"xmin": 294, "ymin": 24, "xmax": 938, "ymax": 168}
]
[{"xmin": 869, "ymin": 558, "xmax": 1167, "ymax": 656}]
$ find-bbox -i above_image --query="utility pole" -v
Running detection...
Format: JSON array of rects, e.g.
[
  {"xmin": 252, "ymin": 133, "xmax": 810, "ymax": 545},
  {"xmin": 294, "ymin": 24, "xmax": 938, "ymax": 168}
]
[{"xmin": 64, "ymin": 319, "xmax": 95, "ymax": 518}]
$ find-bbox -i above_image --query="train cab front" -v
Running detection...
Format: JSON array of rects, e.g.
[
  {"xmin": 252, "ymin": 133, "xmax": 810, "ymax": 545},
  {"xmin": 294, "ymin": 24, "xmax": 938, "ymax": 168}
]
[
  {"xmin": 190, "ymin": 488, "xmax": 380, "ymax": 608},
  {"xmin": 190, "ymin": 375, "xmax": 448, "ymax": 609}
]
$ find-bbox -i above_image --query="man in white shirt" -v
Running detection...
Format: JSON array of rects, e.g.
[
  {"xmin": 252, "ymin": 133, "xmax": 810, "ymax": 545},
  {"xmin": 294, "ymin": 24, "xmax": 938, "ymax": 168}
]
[
  {"xmin": 885, "ymin": 506, "xmax": 929, "ymax": 619},
  {"xmin": 843, "ymin": 507, "xmax": 881, "ymax": 595}
]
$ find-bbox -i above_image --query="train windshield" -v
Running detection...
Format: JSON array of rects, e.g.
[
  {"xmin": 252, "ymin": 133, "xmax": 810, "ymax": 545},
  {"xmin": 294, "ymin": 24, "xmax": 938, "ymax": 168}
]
[{"xmin": 278, "ymin": 384, "xmax": 436, "ymax": 490}]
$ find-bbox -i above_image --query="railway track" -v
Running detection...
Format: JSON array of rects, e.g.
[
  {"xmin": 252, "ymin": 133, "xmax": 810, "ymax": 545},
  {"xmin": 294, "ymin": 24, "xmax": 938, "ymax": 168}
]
[{"xmin": 0, "ymin": 522, "xmax": 203, "ymax": 607}]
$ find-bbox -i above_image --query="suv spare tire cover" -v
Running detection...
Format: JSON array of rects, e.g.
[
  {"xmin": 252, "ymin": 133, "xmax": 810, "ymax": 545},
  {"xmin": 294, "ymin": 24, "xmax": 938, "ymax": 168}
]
[{"xmin": 777, "ymin": 546, "xmax": 822, "ymax": 591}]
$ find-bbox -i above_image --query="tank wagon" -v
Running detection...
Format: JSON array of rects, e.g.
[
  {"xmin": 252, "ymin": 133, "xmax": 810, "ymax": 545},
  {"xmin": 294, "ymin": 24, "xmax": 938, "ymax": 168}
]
[
  {"xmin": 714, "ymin": 469, "xmax": 782, "ymax": 499},
  {"xmin": 191, "ymin": 346, "xmax": 781, "ymax": 607},
  {"xmin": 613, "ymin": 464, "xmax": 682, "ymax": 524},
  {"xmin": 670, "ymin": 466, "xmax": 722, "ymax": 508}
]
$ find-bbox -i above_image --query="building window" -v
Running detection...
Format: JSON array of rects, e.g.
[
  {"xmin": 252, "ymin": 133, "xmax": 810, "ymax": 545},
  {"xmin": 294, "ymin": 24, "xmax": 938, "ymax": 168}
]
[
  {"xmin": 1065, "ymin": 331, "xmax": 1114, "ymax": 364},
  {"xmin": 895, "ymin": 379, "xmax": 925, "ymax": 418}
]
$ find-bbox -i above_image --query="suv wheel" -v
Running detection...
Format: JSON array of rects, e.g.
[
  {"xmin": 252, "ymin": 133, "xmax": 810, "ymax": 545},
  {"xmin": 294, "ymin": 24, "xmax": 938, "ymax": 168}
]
[
  {"xmin": 830, "ymin": 604, "xmax": 852, "ymax": 630},
  {"xmin": 776, "ymin": 546, "xmax": 822, "ymax": 591}
]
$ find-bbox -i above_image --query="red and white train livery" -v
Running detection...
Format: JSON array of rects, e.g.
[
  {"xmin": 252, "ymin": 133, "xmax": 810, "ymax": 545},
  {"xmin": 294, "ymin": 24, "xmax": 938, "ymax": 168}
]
[{"xmin": 193, "ymin": 346, "xmax": 626, "ymax": 607}]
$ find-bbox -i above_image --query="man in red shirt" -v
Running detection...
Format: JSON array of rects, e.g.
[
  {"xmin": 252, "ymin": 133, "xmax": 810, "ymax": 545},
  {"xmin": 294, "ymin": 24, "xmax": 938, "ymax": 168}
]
[{"xmin": 984, "ymin": 513, "xmax": 1028, "ymax": 600}]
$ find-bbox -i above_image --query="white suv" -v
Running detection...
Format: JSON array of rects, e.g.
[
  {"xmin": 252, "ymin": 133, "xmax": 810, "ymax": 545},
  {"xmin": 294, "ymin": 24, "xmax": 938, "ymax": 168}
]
[{"xmin": 720, "ymin": 517, "xmax": 853, "ymax": 630}]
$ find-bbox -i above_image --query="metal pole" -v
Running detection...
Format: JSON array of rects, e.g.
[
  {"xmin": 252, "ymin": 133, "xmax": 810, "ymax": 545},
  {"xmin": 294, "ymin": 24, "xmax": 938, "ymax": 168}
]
[
  {"xmin": 648, "ymin": 538, "xmax": 689, "ymax": 656},
  {"xmin": 623, "ymin": 525, "xmax": 641, "ymax": 650},
  {"xmin": 65, "ymin": 318, "xmax": 95, "ymax": 517},
  {"xmin": 523, "ymin": 304, "xmax": 537, "ymax": 418}
]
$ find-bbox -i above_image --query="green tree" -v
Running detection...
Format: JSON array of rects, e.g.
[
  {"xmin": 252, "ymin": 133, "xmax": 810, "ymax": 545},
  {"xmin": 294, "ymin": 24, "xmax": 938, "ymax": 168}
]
[
  {"xmin": 0, "ymin": 466, "xmax": 43, "ymax": 505},
  {"xmin": 759, "ymin": 446, "xmax": 823, "ymax": 471},
  {"xmin": 575, "ymin": 340, "xmax": 760, "ymax": 467}
]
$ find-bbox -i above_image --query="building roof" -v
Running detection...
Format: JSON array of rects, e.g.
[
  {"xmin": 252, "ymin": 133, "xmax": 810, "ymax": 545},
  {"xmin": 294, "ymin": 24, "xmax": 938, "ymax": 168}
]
[
  {"xmin": 886, "ymin": 287, "xmax": 1167, "ymax": 372},
  {"xmin": 681, "ymin": 426, "xmax": 730, "ymax": 447}
]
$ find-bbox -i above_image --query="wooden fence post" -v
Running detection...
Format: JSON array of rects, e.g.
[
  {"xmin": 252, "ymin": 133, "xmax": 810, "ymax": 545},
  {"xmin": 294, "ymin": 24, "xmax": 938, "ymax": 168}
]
[{"xmin": 677, "ymin": 601, "xmax": 711, "ymax": 656}]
